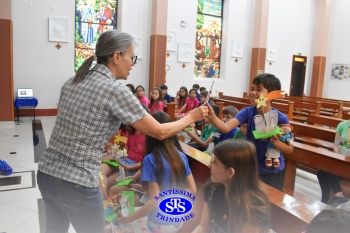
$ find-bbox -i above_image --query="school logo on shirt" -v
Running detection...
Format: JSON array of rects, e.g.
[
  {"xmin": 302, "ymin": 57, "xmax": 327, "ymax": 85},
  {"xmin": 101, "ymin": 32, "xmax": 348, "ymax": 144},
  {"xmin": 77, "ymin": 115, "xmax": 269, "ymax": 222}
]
[{"xmin": 154, "ymin": 189, "xmax": 196, "ymax": 223}]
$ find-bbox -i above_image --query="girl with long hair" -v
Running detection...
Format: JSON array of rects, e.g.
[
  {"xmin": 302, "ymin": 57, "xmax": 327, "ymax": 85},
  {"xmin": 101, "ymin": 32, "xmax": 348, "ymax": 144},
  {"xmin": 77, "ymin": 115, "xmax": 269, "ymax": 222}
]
[
  {"xmin": 117, "ymin": 111, "xmax": 196, "ymax": 232},
  {"xmin": 176, "ymin": 86, "xmax": 188, "ymax": 110},
  {"xmin": 193, "ymin": 139, "xmax": 271, "ymax": 233},
  {"xmin": 149, "ymin": 87, "xmax": 164, "ymax": 113}
]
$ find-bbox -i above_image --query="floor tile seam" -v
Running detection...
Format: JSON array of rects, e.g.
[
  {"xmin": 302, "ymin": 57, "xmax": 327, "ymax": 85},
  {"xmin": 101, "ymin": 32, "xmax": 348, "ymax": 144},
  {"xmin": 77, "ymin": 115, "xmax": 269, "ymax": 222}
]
[{"xmin": 4, "ymin": 212, "xmax": 37, "ymax": 233}]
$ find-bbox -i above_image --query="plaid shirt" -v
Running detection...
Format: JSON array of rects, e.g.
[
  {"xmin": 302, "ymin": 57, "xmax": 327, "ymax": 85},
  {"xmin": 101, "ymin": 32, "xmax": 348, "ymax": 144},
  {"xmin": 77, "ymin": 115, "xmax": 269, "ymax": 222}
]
[{"xmin": 39, "ymin": 64, "xmax": 147, "ymax": 187}]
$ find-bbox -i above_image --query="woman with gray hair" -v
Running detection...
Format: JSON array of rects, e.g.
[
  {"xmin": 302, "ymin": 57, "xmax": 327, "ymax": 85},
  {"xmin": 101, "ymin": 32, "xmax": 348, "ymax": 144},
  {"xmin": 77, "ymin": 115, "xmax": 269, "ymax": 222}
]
[{"xmin": 37, "ymin": 31, "xmax": 208, "ymax": 233}]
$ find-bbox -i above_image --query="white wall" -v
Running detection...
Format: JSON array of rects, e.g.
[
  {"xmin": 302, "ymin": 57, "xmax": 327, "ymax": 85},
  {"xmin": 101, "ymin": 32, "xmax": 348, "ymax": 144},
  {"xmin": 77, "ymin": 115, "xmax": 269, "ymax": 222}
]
[
  {"xmin": 165, "ymin": 0, "xmax": 255, "ymax": 98},
  {"xmin": 265, "ymin": 0, "xmax": 316, "ymax": 96},
  {"xmin": 9, "ymin": 0, "xmax": 347, "ymax": 111},
  {"xmin": 12, "ymin": 0, "xmax": 75, "ymax": 109},
  {"xmin": 11, "ymin": 0, "xmax": 152, "ymax": 109},
  {"xmin": 324, "ymin": 0, "xmax": 350, "ymax": 99}
]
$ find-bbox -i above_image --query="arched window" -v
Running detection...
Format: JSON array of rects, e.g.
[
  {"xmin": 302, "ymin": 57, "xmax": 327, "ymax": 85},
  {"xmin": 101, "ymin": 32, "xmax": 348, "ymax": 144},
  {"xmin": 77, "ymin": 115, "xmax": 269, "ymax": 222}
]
[
  {"xmin": 195, "ymin": 0, "xmax": 223, "ymax": 79},
  {"xmin": 74, "ymin": 0, "xmax": 118, "ymax": 71}
]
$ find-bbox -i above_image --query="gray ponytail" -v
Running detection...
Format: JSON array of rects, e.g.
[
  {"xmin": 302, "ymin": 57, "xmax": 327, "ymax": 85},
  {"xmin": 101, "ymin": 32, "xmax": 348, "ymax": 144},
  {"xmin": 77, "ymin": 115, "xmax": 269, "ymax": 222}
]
[{"xmin": 72, "ymin": 31, "xmax": 134, "ymax": 85}]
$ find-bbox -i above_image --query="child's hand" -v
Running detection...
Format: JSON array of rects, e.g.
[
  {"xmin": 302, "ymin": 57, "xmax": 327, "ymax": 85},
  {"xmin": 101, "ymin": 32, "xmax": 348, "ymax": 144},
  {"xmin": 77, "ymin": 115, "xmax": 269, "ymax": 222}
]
[
  {"xmin": 205, "ymin": 104, "xmax": 215, "ymax": 120},
  {"xmin": 269, "ymin": 135, "xmax": 280, "ymax": 145},
  {"xmin": 185, "ymin": 129, "xmax": 195, "ymax": 138}
]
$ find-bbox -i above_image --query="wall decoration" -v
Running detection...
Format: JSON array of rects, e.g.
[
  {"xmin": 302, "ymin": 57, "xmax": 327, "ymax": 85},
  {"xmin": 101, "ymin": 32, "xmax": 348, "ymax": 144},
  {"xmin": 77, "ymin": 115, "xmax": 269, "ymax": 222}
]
[
  {"xmin": 178, "ymin": 43, "xmax": 192, "ymax": 63},
  {"xmin": 49, "ymin": 17, "xmax": 69, "ymax": 42},
  {"xmin": 195, "ymin": 0, "xmax": 223, "ymax": 79},
  {"xmin": 266, "ymin": 44, "xmax": 277, "ymax": 61},
  {"xmin": 74, "ymin": 0, "xmax": 118, "ymax": 72},
  {"xmin": 134, "ymin": 38, "xmax": 143, "ymax": 60},
  {"xmin": 331, "ymin": 64, "xmax": 350, "ymax": 81},
  {"xmin": 167, "ymin": 31, "xmax": 177, "ymax": 51},
  {"xmin": 231, "ymin": 39, "xmax": 243, "ymax": 58}
]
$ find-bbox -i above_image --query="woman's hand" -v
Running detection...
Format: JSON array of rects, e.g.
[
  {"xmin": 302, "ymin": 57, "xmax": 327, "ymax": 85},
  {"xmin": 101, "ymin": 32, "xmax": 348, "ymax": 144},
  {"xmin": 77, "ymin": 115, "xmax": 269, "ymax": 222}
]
[{"xmin": 189, "ymin": 106, "xmax": 208, "ymax": 122}]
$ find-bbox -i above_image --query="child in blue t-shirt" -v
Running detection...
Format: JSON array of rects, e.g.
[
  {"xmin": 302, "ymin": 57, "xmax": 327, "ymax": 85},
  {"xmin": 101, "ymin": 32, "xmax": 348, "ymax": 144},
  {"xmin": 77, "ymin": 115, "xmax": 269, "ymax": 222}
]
[
  {"xmin": 117, "ymin": 111, "xmax": 196, "ymax": 233},
  {"xmin": 208, "ymin": 73, "xmax": 294, "ymax": 191},
  {"xmin": 216, "ymin": 105, "xmax": 239, "ymax": 142}
]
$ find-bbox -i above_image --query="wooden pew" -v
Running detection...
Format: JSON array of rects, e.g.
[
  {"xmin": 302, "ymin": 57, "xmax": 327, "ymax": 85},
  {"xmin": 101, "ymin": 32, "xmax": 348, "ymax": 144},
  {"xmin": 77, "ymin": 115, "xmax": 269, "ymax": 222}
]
[
  {"xmin": 283, "ymin": 141, "xmax": 350, "ymax": 196},
  {"xmin": 164, "ymin": 102, "xmax": 176, "ymax": 121},
  {"xmin": 180, "ymin": 141, "xmax": 327, "ymax": 233},
  {"xmin": 306, "ymin": 114, "xmax": 344, "ymax": 129},
  {"xmin": 285, "ymin": 95, "xmax": 350, "ymax": 117},
  {"xmin": 216, "ymin": 92, "xmax": 295, "ymax": 120},
  {"xmin": 290, "ymin": 121, "xmax": 335, "ymax": 150},
  {"xmin": 213, "ymin": 98, "xmax": 251, "ymax": 110}
]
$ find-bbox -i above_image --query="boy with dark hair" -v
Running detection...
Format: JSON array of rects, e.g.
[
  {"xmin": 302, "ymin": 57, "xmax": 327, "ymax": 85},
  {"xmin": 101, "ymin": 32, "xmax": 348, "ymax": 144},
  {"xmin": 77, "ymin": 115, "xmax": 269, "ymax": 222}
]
[
  {"xmin": 199, "ymin": 90, "xmax": 212, "ymax": 106},
  {"xmin": 199, "ymin": 87, "xmax": 206, "ymax": 92},
  {"xmin": 208, "ymin": 73, "xmax": 293, "ymax": 191},
  {"xmin": 185, "ymin": 105, "xmax": 220, "ymax": 152},
  {"xmin": 216, "ymin": 105, "xmax": 239, "ymax": 142},
  {"xmin": 160, "ymin": 84, "xmax": 172, "ymax": 103},
  {"xmin": 193, "ymin": 84, "xmax": 201, "ymax": 101}
]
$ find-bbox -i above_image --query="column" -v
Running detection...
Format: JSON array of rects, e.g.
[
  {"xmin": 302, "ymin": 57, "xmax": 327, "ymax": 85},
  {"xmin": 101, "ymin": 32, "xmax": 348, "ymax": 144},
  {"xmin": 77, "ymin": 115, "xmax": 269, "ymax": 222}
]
[
  {"xmin": 249, "ymin": 0, "xmax": 270, "ymax": 87},
  {"xmin": 149, "ymin": 0, "xmax": 168, "ymax": 89},
  {"xmin": 0, "ymin": 0, "xmax": 14, "ymax": 121},
  {"xmin": 310, "ymin": 0, "xmax": 331, "ymax": 97}
]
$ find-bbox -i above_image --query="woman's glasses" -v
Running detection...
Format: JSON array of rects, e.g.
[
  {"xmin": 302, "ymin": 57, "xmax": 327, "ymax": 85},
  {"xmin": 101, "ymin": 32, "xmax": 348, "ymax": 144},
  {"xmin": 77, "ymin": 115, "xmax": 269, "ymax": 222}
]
[
  {"xmin": 110, "ymin": 52, "xmax": 137, "ymax": 65},
  {"xmin": 131, "ymin": 55, "xmax": 137, "ymax": 65}
]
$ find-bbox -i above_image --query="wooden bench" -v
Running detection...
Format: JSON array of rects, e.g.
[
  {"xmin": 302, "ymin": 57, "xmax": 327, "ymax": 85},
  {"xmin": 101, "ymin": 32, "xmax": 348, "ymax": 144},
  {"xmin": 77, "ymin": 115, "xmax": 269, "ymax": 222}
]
[
  {"xmin": 284, "ymin": 96, "xmax": 343, "ymax": 118},
  {"xmin": 215, "ymin": 94, "xmax": 295, "ymax": 120},
  {"xmin": 179, "ymin": 141, "xmax": 327, "ymax": 233},
  {"xmin": 284, "ymin": 141, "xmax": 350, "ymax": 196},
  {"xmin": 285, "ymin": 95, "xmax": 350, "ymax": 118},
  {"xmin": 306, "ymin": 114, "xmax": 344, "ymax": 129},
  {"xmin": 290, "ymin": 121, "xmax": 335, "ymax": 150}
]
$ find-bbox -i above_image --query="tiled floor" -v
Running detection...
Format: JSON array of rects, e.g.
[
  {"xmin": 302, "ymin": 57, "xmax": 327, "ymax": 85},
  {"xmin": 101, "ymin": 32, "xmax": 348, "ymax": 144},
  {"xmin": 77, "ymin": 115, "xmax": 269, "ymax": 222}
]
[
  {"xmin": 0, "ymin": 116, "xmax": 76, "ymax": 233},
  {"xmin": 0, "ymin": 116, "xmax": 322, "ymax": 233}
]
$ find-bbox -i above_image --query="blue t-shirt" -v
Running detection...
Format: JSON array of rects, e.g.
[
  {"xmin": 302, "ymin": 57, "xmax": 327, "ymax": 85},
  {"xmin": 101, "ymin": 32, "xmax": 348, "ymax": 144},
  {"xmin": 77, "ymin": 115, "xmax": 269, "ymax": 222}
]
[
  {"xmin": 218, "ymin": 127, "xmax": 238, "ymax": 143},
  {"xmin": 141, "ymin": 151, "xmax": 192, "ymax": 225},
  {"xmin": 235, "ymin": 106, "xmax": 290, "ymax": 174},
  {"xmin": 196, "ymin": 92, "xmax": 201, "ymax": 101},
  {"xmin": 163, "ymin": 93, "xmax": 172, "ymax": 103}
]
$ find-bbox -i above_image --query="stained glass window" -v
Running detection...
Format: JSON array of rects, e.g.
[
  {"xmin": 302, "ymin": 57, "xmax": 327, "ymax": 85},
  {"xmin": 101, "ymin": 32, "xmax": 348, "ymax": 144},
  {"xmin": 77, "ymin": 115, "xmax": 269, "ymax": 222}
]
[
  {"xmin": 195, "ymin": 0, "xmax": 223, "ymax": 79},
  {"xmin": 75, "ymin": 0, "xmax": 118, "ymax": 72}
]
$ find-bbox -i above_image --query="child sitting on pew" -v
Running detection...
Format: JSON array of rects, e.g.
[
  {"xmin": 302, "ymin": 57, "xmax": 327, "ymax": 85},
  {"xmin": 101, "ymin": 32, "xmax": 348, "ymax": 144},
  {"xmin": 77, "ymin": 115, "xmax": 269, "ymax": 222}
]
[
  {"xmin": 185, "ymin": 105, "xmax": 220, "ymax": 152},
  {"xmin": 216, "ymin": 106, "xmax": 239, "ymax": 143},
  {"xmin": 117, "ymin": 111, "xmax": 196, "ymax": 233},
  {"xmin": 234, "ymin": 123, "xmax": 247, "ymax": 140},
  {"xmin": 192, "ymin": 139, "xmax": 271, "ymax": 233},
  {"xmin": 179, "ymin": 88, "xmax": 200, "ymax": 115},
  {"xmin": 99, "ymin": 105, "xmax": 148, "ymax": 200},
  {"xmin": 316, "ymin": 119, "xmax": 350, "ymax": 207},
  {"xmin": 149, "ymin": 87, "xmax": 164, "ymax": 113},
  {"xmin": 207, "ymin": 73, "xmax": 293, "ymax": 191}
]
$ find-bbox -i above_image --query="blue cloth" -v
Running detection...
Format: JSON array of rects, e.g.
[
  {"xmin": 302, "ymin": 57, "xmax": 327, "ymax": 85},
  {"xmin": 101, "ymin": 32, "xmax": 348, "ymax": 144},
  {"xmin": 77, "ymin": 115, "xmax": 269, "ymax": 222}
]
[
  {"xmin": 163, "ymin": 93, "xmax": 172, "ymax": 103},
  {"xmin": 235, "ymin": 106, "xmax": 290, "ymax": 175},
  {"xmin": 37, "ymin": 171, "xmax": 104, "ymax": 233},
  {"xmin": 206, "ymin": 65, "xmax": 215, "ymax": 77},
  {"xmin": 196, "ymin": 92, "xmax": 201, "ymax": 101},
  {"xmin": 14, "ymin": 97, "xmax": 38, "ymax": 108},
  {"xmin": 218, "ymin": 127, "xmax": 238, "ymax": 143},
  {"xmin": 141, "ymin": 151, "xmax": 192, "ymax": 225},
  {"xmin": 119, "ymin": 157, "xmax": 138, "ymax": 177}
]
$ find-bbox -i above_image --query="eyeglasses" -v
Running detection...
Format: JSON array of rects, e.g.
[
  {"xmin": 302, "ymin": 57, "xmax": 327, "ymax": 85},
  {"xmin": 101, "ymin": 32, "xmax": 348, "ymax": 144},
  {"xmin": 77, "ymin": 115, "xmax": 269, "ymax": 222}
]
[
  {"xmin": 131, "ymin": 55, "xmax": 137, "ymax": 65},
  {"xmin": 110, "ymin": 52, "xmax": 137, "ymax": 65}
]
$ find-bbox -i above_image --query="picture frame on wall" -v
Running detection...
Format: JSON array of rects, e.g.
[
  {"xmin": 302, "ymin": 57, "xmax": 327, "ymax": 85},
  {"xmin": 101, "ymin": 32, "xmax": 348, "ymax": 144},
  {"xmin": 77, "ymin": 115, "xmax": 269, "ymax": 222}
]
[
  {"xmin": 49, "ymin": 17, "xmax": 69, "ymax": 42},
  {"xmin": 178, "ymin": 42, "xmax": 192, "ymax": 63}
]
